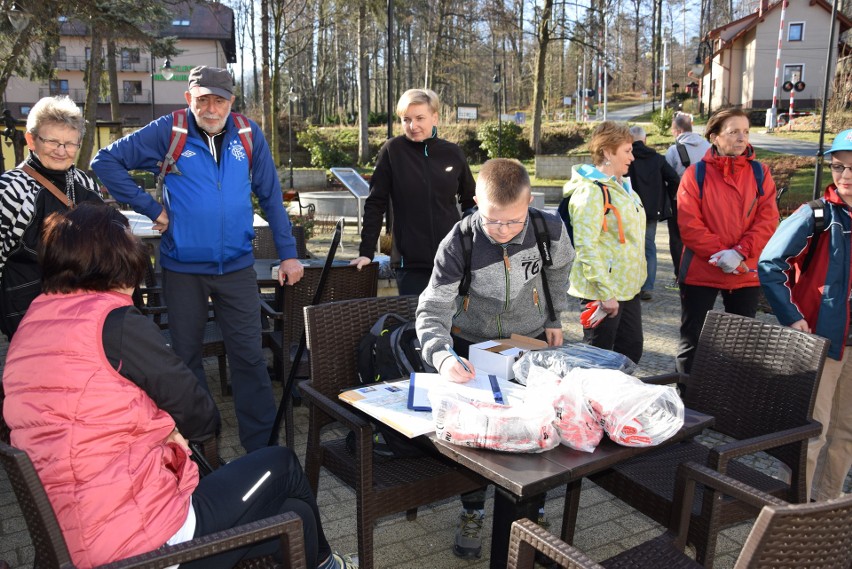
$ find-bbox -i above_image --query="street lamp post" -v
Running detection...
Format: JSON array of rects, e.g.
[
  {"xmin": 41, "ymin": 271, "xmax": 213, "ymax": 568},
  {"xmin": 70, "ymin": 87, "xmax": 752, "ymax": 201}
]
[
  {"xmin": 288, "ymin": 87, "xmax": 298, "ymax": 189},
  {"xmin": 691, "ymin": 39, "xmax": 713, "ymax": 118},
  {"xmin": 150, "ymin": 57, "xmax": 173, "ymax": 122},
  {"xmin": 492, "ymin": 64, "xmax": 502, "ymax": 157},
  {"xmin": 7, "ymin": 3, "xmax": 31, "ymax": 32}
]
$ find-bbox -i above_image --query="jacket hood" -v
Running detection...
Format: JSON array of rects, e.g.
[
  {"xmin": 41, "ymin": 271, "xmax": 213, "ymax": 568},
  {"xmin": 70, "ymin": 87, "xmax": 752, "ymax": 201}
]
[
  {"xmin": 825, "ymin": 184, "xmax": 850, "ymax": 208},
  {"xmin": 675, "ymin": 131, "xmax": 708, "ymax": 148},
  {"xmin": 631, "ymin": 141, "xmax": 658, "ymax": 159},
  {"xmin": 564, "ymin": 164, "xmax": 608, "ymax": 198},
  {"xmin": 703, "ymin": 144, "xmax": 756, "ymax": 180}
]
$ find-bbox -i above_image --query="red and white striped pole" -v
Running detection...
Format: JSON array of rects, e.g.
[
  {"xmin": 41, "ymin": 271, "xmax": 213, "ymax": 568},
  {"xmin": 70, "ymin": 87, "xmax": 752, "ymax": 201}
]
[
  {"xmin": 788, "ymin": 89, "xmax": 795, "ymax": 131},
  {"xmin": 769, "ymin": 0, "xmax": 789, "ymax": 131}
]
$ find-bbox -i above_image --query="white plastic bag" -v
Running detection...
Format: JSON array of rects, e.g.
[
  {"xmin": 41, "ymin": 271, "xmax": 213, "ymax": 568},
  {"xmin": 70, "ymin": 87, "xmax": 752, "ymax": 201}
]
[
  {"xmin": 512, "ymin": 343, "xmax": 637, "ymax": 385},
  {"xmin": 575, "ymin": 368, "xmax": 684, "ymax": 447},
  {"xmin": 526, "ymin": 366, "xmax": 603, "ymax": 453},
  {"xmin": 430, "ymin": 389, "xmax": 559, "ymax": 453}
]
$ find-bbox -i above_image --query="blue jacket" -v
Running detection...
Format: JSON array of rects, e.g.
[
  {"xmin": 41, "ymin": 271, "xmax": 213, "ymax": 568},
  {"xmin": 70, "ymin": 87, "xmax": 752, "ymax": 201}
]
[
  {"xmin": 758, "ymin": 186, "xmax": 852, "ymax": 360},
  {"xmin": 92, "ymin": 110, "xmax": 296, "ymax": 275}
]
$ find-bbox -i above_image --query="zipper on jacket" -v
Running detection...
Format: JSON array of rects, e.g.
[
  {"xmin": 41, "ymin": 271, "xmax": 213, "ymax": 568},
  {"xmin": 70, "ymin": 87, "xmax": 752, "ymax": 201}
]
[
  {"xmin": 502, "ymin": 245, "xmax": 511, "ymax": 310},
  {"xmin": 218, "ymin": 177, "xmax": 225, "ymax": 274},
  {"xmin": 533, "ymin": 287, "xmax": 542, "ymax": 315}
]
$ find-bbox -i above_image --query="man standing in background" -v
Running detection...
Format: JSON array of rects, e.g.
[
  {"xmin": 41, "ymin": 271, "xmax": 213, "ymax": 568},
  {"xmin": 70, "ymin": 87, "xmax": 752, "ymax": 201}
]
[
  {"xmin": 664, "ymin": 113, "xmax": 711, "ymax": 288},
  {"xmin": 627, "ymin": 126, "xmax": 680, "ymax": 301}
]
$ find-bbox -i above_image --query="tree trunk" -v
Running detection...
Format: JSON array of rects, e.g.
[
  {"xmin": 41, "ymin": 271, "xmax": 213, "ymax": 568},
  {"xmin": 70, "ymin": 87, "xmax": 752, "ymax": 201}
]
[
  {"xmin": 79, "ymin": 25, "xmax": 103, "ymax": 169},
  {"xmin": 357, "ymin": 1, "xmax": 370, "ymax": 163},
  {"xmin": 261, "ymin": 0, "xmax": 272, "ymax": 142},
  {"xmin": 106, "ymin": 36, "xmax": 121, "ymax": 139},
  {"xmin": 530, "ymin": 0, "xmax": 553, "ymax": 154}
]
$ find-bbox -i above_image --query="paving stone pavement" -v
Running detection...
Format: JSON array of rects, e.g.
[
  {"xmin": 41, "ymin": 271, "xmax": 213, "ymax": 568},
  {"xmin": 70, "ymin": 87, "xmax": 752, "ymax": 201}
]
[{"xmin": 1, "ymin": 223, "xmax": 850, "ymax": 568}]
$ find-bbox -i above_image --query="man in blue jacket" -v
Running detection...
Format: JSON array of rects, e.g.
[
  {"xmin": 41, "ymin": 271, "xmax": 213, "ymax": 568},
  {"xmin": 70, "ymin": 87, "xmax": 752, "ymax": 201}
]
[{"xmin": 92, "ymin": 66, "xmax": 304, "ymax": 453}]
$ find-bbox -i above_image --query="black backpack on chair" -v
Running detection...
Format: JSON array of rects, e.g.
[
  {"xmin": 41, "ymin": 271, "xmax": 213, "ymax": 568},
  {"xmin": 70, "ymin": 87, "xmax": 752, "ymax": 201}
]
[{"xmin": 352, "ymin": 312, "xmax": 435, "ymax": 458}]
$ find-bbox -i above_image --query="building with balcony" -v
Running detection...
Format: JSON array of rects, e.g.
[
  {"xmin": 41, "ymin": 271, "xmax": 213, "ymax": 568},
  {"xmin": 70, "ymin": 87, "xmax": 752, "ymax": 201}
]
[
  {"xmin": 2, "ymin": 0, "xmax": 236, "ymax": 127},
  {"xmin": 694, "ymin": 0, "xmax": 851, "ymax": 111}
]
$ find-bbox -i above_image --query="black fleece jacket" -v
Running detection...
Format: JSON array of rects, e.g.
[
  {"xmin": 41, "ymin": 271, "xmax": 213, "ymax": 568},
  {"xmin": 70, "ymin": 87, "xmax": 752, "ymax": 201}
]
[
  {"xmin": 359, "ymin": 133, "xmax": 476, "ymax": 269},
  {"xmin": 627, "ymin": 141, "xmax": 680, "ymax": 221}
]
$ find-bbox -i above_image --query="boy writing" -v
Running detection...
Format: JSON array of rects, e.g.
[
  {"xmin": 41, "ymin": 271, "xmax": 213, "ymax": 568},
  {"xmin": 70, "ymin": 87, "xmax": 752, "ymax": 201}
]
[{"xmin": 415, "ymin": 157, "xmax": 574, "ymax": 558}]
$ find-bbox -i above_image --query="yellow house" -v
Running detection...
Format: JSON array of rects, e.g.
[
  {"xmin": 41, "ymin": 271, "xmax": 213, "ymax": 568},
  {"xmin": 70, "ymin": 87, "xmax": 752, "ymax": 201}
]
[
  {"xmin": 695, "ymin": 0, "xmax": 851, "ymax": 111},
  {"xmin": 2, "ymin": 0, "xmax": 235, "ymax": 129}
]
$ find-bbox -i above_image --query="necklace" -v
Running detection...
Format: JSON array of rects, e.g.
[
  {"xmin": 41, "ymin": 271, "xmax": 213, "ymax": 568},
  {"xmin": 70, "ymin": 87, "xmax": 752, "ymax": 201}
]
[{"xmin": 64, "ymin": 169, "xmax": 77, "ymax": 206}]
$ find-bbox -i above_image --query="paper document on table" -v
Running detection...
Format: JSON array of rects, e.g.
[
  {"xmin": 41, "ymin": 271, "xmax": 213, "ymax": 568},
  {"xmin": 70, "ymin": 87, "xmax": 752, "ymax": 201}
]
[
  {"xmin": 407, "ymin": 372, "xmax": 522, "ymax": 412},
  {"xmin": 339, "ymin": 379, "xmax": 437, "ymax": 438}
]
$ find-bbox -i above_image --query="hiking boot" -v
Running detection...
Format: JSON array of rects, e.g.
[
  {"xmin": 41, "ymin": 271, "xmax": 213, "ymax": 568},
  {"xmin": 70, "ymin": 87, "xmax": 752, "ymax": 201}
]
[
  {"xmin": 640, "ymin": 290, "xmax": 653, "ymax": 301},
  {"xmin": 453, "ymin": 509, "xmax": 484, "ymax": 559},
  {"xmin": 330, "ymin": 552, "xmax": 359, "ymax": 569},
  {"xmin": 534, "ymin": 510, "xmax": 556, "ymax": 568}
]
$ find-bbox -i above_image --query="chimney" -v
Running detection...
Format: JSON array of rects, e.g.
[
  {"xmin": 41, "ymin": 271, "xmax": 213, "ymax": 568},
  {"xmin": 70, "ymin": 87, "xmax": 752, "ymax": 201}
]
[{"xmin": 759, "ymin": 0, "xmax": 769, "ymax": 17}]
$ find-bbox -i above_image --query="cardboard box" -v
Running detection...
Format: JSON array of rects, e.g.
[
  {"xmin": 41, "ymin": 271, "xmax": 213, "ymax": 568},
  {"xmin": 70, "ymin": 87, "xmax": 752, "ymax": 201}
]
[{"xmin": 468, "ymin": 334, "xmax": 548, "ymax": 380}]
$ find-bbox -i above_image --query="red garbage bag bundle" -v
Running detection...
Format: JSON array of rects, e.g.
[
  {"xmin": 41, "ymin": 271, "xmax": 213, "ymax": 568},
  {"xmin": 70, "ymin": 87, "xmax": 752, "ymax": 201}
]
[
  {"xmin": 526, "ymin": 366, "xmax": 603, "ymax": 453},
  {"xmin": 576, "ymin": 368, "xmax": 684, "ymax": 447},
  {"xmin": 430, "ymin": 390, "xmax": 559, "ymax": 453}
]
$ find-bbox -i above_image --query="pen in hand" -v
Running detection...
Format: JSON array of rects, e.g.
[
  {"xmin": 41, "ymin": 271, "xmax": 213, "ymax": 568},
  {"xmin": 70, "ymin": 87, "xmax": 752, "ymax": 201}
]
[{"xmin": 445, "ymin": 343, "xmax": 472, "ymax": 373}]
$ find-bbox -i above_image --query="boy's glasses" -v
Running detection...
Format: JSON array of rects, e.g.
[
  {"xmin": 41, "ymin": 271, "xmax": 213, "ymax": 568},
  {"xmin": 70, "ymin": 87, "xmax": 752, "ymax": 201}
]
[
  {"xmin": 829, "ymin": 163, "xmax": 852, "ymax": 175},
  {"xmin": 481, "ymin": 218, "xmax": 526, "ymax": 229}
]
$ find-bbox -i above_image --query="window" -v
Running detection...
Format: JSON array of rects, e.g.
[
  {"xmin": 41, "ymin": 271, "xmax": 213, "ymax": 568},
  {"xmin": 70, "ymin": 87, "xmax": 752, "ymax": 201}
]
[
  {"xmin": 172, "ymin": 18, "xmax": 190, "ymax": 26},
  {"xmin": 49, "ymin": 80, "xmax": 69, "ymax": 95},
  {"xmin": 122, "ymin": 80, "xmax": 143, "ymax": 103},
  {"xmin": 788, "ymin": 22, "xmax": 804, "ymax": 42},
  {"xmin": 54, "ymin": 46, "xmax": 66, "ymax": 62},
  {"xmin": 784, "ymin": 64, "xmax": 804, "ymax": 84},
  {"xmin": 120, "ymin": 48, "xmax": 140, "ymax": 70},
  {"xmin": 20, "ymin": 106, "xmax": 31, "ymax": 116}
]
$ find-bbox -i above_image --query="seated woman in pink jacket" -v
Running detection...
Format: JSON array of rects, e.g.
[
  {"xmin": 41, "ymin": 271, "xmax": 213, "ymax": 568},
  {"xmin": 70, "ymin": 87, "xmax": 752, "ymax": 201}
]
[{"xmin": 2, "ymin": 203, "xmax": 356, "ymax": 569}]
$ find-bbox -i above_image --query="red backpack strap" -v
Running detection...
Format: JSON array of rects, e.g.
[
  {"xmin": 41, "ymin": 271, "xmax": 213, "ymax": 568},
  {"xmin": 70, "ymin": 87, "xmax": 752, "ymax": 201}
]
[
  {"xmin": 231, "ymin": 112, "xmax": 254, "ymax": 170},
  {"xmin": 157, "ymin": 109, "xmax": 188, "ymax": 185}
]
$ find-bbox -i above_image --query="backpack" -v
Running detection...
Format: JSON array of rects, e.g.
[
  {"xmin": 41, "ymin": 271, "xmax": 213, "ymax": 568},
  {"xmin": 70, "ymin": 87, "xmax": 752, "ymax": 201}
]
[
  {"xmin": 557, "ymin": 181, "xmax": 625, "ymax": 249},
  {"xmin": 356, "ymin": 313, "xmax": 435, "ymax": 385},
  {"xmin": 459, "ymin": 208, "xmax": 557, "ymax": 322},
  {"xmin": 156, "ymin": 109, "xmax": 254, "ymax": 197},
  {"xmin": 695, "ymin": 159, "xmax": 764, "ymax": 199},
  {"xmin": 675, "ymin": 142, "xmax": 691, "ymax": 168},
  {"xmin": 353, "ymin": 313, "xmax": 434, "ymax": 458},
  {"xmin": 801, "ymin": 199, "xmax": 826, "ymax": 274}
]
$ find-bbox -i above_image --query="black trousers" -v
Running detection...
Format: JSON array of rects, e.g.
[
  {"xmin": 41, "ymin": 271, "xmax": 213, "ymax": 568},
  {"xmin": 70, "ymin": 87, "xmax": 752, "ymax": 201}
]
[
  {"xmin": 394, "ymin": 267, "xmax": 433, "ymax": 296},
  {"xmin": 676, "ymin": 283, "xmax": 760, "ymax": 374},
  {"xmin": 580, "ymin": 294, "xmax": 644, "ymax": 364},
  {"xmin": 185, "ymin": 446, "xmax": 332, "ymax": 568},
  {"xmin": 667, "ymin": 216, "xmax": 683, "ymax": 279}
]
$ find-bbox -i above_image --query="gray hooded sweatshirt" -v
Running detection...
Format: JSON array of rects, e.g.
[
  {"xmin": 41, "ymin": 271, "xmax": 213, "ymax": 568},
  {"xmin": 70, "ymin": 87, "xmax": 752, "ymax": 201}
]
[
  {"xmin": 415, "ymin": 209, "xmax": 574, "ymax": 372},
  {"xmin": 665, "ymin": 132, "xmax": 712, "ymax": 177}
]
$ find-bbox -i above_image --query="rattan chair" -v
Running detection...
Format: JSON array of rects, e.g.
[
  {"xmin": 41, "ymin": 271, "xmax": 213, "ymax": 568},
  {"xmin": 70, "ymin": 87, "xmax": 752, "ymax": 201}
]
[
  {"xmin": 134, "ymin": 256, "xmax": 229, "ymax": 396},
  {"xmin": 508, "ymin": 462, "xmax": 852, "ymax": 569},
  {"xmin": 590, "ymin": 310, "xmax": 829, "ymax": 567},
  {"xmin": 261, "ymin": 263, "xmax": 379, "ymax": 448},
  {"xmin": 301, "ymin": 296, "xmax": 485, "ymax": 569},
  {"xmin": 0, "ymin": 441, "xmax": 306, "ymax": 569},
  {"xmin": 253, "ymin": 225, "xmax": 309, "ymax": 260}
]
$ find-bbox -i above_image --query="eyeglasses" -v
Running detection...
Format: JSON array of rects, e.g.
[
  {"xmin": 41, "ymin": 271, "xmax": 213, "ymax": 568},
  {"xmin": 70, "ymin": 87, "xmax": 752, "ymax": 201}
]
[
  {"xmin": 829, "ymin": 163, "xmax": 852, "ymax": 175},
  {"xmin": 35, "ymin": 134, "xmax": 81, "ymax": 152},
  {"xmin": 718, "ymin": 130, "xmax": 749, "ymax": 138},
  {"xmin": 481, "ymin": 217, "xmax": 526, "ymax": 230}
]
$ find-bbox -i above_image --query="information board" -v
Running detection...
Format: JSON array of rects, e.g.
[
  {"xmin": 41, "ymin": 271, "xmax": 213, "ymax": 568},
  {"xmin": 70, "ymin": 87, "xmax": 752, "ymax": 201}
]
[{"xmin": 330, "ymin": 167, "xmax": 371, "ymax": 232}]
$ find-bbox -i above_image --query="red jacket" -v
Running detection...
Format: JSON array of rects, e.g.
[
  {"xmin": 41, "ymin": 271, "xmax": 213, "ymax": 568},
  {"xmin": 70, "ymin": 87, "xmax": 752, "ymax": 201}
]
[
  {"xmin": 677, "ymin": 145, "xmax": 778, "ymax": 289},
  {"xmin": 4, "ymin": 291, "xmax": 197, "ymax": 568}
]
